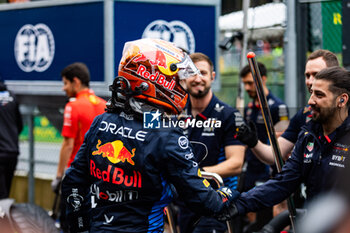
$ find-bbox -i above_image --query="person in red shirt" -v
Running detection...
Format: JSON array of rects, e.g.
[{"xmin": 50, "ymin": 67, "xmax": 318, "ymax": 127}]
[{"xmin": 51, "ymin": 62, "xmax": 106, "ymax": 232}]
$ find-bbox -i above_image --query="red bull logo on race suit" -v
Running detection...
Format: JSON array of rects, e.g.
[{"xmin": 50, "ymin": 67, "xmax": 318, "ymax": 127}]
[{"xmin": 92, "ymin": 139, "xmax": 136, "ymax": 165}]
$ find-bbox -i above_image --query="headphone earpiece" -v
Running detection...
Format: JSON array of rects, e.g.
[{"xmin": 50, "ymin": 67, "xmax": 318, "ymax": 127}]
[{"xmin": 340, "ymin": 98, "xmax": 344, "ymax": 103}]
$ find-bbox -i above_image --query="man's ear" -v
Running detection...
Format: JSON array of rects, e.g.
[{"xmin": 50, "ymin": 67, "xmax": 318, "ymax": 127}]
[
  {"xmin": 72, "ymin": 77, "xmax": 82, "ymax": 90},
  {"xmin": 339, "ymin": 93, "xmax": 349, "ymax": 107},
  {"xmin": 211, "ymin": 71, "xmax": 216, "ymax": 81}
]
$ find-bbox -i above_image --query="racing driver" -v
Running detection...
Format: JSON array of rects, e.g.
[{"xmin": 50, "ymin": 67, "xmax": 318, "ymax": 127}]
[{"xmin": 61, "ymin": 38, "xmax": 239, "ymax": 232}]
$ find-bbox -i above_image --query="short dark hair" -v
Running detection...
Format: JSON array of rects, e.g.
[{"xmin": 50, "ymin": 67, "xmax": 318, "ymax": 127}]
[
  {"xmin": 315, "ymin": 66, "xmax": 350, "ymax": 106},
  {"xmin": 61, "ymin": 62, "xmax": 90, "ymax": 87},
  {"xmin": 190, "ymin": 52, "xmax": 214, "ymax": 73},
  {"xmin": 307, "ymin": 49, "xmax": 339, "ymax": 67},
  {"xmin": 240, "ymin": 62, "xmax": 267, "ymax": 78}
]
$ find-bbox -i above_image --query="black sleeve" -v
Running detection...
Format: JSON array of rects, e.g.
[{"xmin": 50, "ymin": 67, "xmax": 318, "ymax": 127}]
[
  {"xmin": 235, "ymin": 138, "xmax": 305, "ymax": 214},
  {"xmin": 61, "ymin": 117, "xmax": 101, "ymax": 232},
  {"xmin": 281, "ymin": 107, "xmax": 307, "ymax": 143}
]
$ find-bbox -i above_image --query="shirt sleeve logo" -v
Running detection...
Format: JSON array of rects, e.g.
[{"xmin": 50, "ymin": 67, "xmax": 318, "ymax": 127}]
[
  {"xmin": 306, "ymin": 142, "xmax": 314, "ymax": 152},
  {"xmin": 178, "ymin": 136, "xmax": 189, "ymax": 149}
]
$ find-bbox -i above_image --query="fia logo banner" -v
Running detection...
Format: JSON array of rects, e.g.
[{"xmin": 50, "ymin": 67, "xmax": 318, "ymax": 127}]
[
  {"xmin": 143, "ymin": 110, "xmax": 161, "ymax": 129},
  {"xmin": 142, "ymin": 20, "xmax": 195, "ymax": 54},
  {"xmin": 14, "ymin": 24, "xmax": 55, "ymax": 72}
]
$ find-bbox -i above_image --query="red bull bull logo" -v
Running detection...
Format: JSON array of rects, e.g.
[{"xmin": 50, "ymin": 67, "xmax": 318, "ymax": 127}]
[
  {"xmin": 92, "ymin": 139, "xmax": 136, "ymax": 165},
  {"xmin": 134, "ymin": 51, "xmax": 167, "ymax": 69}
]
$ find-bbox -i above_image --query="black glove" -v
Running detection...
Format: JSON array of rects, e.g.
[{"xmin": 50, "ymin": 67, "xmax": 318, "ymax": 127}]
[
  {"xmin": 51, "ymin": 177, "xmax": 62, "ymax": 194},
  {"xmin": 215, "ymin": 187, "xmax": 240, "ymax": 221},
  {"xmin": 236, "ymin": 120, "xmax": 258, "ymax": 148},
  {"xmin": 216, "ymin": 202, "xmax": 239, "ymax": 222},
  {"xmin": 217, "ymin": 186, "xmax": 240, "ymax": 203}
]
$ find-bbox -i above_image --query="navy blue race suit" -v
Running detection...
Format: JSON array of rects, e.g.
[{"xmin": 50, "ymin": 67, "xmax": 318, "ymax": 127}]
[
  {"xmin": 62, "ymin": 111, "xmax": 232, "ymax": 233},
  {"xmin": 243, "ymin": 92, "xmax": 289, "ymax": 191},
  {"xmin": 234, "ymin": 114, "xmax": 350, "ymax": 215},
  {"xmin": 176, "ymin": 94, "xmax": 244, "ymax": 233}
]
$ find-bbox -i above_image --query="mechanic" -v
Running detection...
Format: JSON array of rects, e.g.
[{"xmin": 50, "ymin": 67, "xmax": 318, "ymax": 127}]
[
  {"xmin": 238, "ymin": 49, "xmax": 340, "ymax": 165},
  {"xmin": 176, "ymin": 52, "xmax": 245, "ymax": 233},
  {"xmin": 230, "ymin": 66, "xmax": 350, "ymax": 218}
]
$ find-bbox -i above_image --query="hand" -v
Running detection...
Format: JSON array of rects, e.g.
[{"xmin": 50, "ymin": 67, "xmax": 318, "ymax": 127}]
[
  {"xmin": 217, "ymin": 186, "xmax": 240, "ymax": 204},
  {"xmin": 51, "ymin": 177, "xmax": 62, "ymax": 194},
  {"xmin": 236, "ymin": 120, "xmax": 258, "ymax": 148},
  {"xmin": 216, "ymin": 202, "xmax": 239, "ymax": 222},
  {"xmin": 215, "ymin": 187, "xmax": 240, "ymax": 221}
]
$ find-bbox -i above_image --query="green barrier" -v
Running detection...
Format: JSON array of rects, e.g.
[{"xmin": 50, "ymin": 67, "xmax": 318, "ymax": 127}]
[{"xmin": 20, "ymin": 116, "xmax": 62, "ymax": 143}]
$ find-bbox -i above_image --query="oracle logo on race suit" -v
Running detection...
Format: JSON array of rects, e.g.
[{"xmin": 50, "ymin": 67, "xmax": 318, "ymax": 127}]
[
  {"xmin": 14, "ymin": 24, "xmax": 55, "ymax": 72},
  {"xmin": 98, "ymin": 121, "xmax": 148, "ymax": 142},
  {"xmin": 142, "ymin": 20, "xmax": 195, "ymax": 54}
]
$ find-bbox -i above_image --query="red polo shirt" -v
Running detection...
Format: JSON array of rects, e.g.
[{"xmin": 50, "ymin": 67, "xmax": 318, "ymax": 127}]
[{"xmin": 62, "ymin": 89, "xmax": 106, "ymax": 167}]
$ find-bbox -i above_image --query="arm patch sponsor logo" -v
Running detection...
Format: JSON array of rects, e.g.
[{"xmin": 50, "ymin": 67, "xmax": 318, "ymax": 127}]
[{"xmin": 178, "ymin": 136, "xmax": 189, "ymax": 149}]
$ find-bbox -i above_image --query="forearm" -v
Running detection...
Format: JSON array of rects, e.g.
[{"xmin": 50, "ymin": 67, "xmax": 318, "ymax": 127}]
[
  {"xmin": 203, "ymin": 145, "xmax": 245, "ymax": 178},
  {"xmin": 236, "ymin": 165, "xmax": 301, "ymax": 214},
  {"xmin": 251, "ymin": 137, "xmax": 294, "ymax": 165},
  {"xmin": 62, "ymin": 166, "xmax": 91, "ymax": 232},
  {"xmin": 203, "ymin": 161, "xmax": 242, "ymax": 178},
  {"xmin": 250, "ymin": 141, "xmax": 275, "ymax": 165},
  {"xmin": 56, "ymin": 139, "xmax": 74, "ymax": 177}
]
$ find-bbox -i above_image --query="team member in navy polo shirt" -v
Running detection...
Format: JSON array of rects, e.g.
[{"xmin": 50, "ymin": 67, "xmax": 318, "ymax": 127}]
[
  {"xmin": 240, "ymin": 62, "xmax": 289, "ymax": 193},
  {"xmin": 176, "ymin": 52, "xmax": 245, "ymax": 233},
  {"xmin": 229, "ymin": 66, "xmax": 350, "ymax": 222},
  {"xmin": 239, "ymin": 62, "xmax": 289, "ymax": 230},
  {"xmin": 237, "ymin": 50, "xmax": 339, "ymax": 165}
]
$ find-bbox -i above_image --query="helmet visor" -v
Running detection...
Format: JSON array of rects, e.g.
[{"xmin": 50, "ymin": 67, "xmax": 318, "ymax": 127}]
[{"xmin": 176, "ymin": 53, "xmax": 202, "ymax": 80}]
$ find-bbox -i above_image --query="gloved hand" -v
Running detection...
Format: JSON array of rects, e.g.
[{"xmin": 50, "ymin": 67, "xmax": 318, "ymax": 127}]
[
  {"xmin": 51, "ymin": 177, "xmax": 62, "ymax": 194},
  {"xmin": 217, "ymin": 186, "xmax": 240, "ymax": 204},
  {"xmin": 236, "ymin": 120, "xmax": 258, "ymax": 148},
  {"xmin": 217, "ymin": 202, "xmax": 239, "ymax": 222},
  {"xmin": 215, "ymin": 187, "xmax": 240, "ymax": 221}
]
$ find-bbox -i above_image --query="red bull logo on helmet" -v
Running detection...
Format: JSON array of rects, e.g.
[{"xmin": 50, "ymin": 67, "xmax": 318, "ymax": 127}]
[
  {"xmin": 134, "ymin": 51, "xmax": 168, "ymax": 69},
  {"xmin": 92, "ymin": 139, "xmax": 135, "ymax": 165},
  {"xmin": 136, "ymin": 64, "xmax": 175, "ymax": 91}
]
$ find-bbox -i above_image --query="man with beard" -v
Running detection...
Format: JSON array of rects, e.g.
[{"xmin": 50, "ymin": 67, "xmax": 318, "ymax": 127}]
[
  {"xmin": 228, "ymin": 66, "xmax": 350, "ymax": 222},
  {"xmin": 238, "ymin": 50, "xmax": 339, "ymax": 165},
  {"xmin": 176, "ymin": 52, "xmax": 245, "ymax": 233}
]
